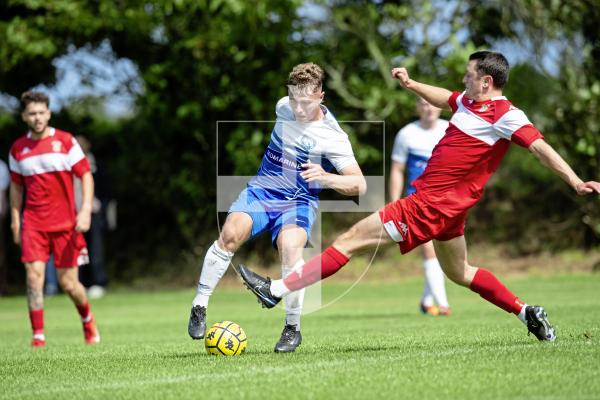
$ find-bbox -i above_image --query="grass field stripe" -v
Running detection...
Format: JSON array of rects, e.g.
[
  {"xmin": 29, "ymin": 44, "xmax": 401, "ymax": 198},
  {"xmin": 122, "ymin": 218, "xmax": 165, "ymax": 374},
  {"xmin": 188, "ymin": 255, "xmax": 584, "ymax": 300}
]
[
  {"xmin": 8, "ymin": 344, "xmax": 548, "ymax": 397},
  {"xmin": 2, "ymin": 276, "xmax": 597, "ymax": 398}
]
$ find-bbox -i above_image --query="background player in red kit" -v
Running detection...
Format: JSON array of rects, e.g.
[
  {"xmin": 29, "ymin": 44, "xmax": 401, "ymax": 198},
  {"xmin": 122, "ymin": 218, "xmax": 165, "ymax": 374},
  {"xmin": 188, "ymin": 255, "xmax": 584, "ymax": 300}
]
[
  {"xmin": 9, "ymin": 91, "xmax": 100, "ymax": 347},
  {"xmin": 240, "ymin": 51, "xmax": 600, "ymax": 342}
]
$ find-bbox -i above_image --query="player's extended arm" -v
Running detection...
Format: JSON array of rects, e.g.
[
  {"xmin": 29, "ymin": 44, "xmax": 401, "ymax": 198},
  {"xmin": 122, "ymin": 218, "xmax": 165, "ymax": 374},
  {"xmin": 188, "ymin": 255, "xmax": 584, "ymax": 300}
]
[
  {"xmin": 391, "ymin": 67, "xmax": 452, "ymax": 111},
  {"xmin": 529, "ymin": 139, "xmax": 600, "ymax": 195},
  {"xmin": 301, "ymin": 161, "xmax": 367, "ymax": 196},
  {"xmin": 75, "ymin": 171, "xmax": 95, "ymax": 232},
  {"xmin": 9, "ymin": 181, "xmax": 23, "ymax": 245},
  {"xmin": 389, "ymin": 161, "xmax": 405, "ymax": 202}
]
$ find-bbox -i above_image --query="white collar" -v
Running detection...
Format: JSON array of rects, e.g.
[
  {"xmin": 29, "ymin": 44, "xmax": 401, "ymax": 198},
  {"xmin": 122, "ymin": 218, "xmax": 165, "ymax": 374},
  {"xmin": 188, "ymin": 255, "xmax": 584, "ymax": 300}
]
[{"xmin": 27, "ymin": 127, "xmax": 55, "ymax": 139}]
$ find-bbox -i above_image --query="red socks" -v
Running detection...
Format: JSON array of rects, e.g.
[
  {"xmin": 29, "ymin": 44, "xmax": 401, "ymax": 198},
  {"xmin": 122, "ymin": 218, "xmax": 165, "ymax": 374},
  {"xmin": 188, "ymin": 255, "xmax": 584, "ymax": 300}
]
[
  {"xmin": 470, "ymin": 268, "xmax": 524, "ymax": 314},
  {"xmin": 76, "ymin": 303, "xmax": 91, "ymax": 321},
  {"xmin": 29, "ymin": 309, "xmax": 44, "ymax": 335},
  {"xmin": 284, "ymin": 246, "xmax": 350, "ymax": 291}
]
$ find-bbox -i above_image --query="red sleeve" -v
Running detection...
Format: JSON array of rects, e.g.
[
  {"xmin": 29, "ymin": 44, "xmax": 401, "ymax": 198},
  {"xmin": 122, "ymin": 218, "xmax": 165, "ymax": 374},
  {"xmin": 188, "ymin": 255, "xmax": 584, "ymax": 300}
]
[
  {"xmin": 448, "ymin": 91, "xmax": 461, "ymax": 113},
  {"xmin": 511, "ymin": 125, "xmax": 544, "ymax": 148},
  {"xmin": 72, "ymin": 157, "xmax": 91, "ymax": 178}
]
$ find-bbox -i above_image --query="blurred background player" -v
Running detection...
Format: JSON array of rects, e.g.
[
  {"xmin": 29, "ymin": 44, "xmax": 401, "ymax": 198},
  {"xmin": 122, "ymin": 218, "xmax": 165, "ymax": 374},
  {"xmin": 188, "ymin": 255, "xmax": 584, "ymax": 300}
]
[
  {"xmin": 0, "ymin": 159, "xmax": 9, "ymax": 295},
  {"xmin": 9, "ymin": 91, "xmax": 100, "ymax": 347},
  {"xmin": 43, "ymin": 256, "xmax": 59, "ymax": 296},
  {"xmin": 389, "ymin": 97, "xmax": 451, "ymax": 316},
  {"xmin": 188, "ymin": 63, "xmax": 366, "ymax": 352},
  {"xmin": 240, "ymin": 51, "xmax": 600, "ymax": 343},
  {"xmin": 75, "ymin": 135, "xmax": 111, "ymax": 299}
]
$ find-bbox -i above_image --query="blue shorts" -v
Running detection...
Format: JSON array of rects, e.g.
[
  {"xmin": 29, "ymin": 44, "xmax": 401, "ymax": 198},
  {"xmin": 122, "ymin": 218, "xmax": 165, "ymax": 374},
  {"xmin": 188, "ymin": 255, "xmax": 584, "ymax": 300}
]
[{"xmin": 228, "ymin": 187, "xmax": 318, "ymax": 248}]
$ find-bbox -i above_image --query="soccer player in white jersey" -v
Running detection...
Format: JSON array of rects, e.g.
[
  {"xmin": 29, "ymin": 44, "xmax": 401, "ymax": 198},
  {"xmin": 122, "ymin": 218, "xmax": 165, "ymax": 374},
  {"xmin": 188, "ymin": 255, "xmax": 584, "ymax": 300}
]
[
  {"xmin": 9, "ymin": 91, "xmax": 100, "ymax": 347},
  {"xmin": 188, "ymin": 63, "xmax": 366, "ymax": 352},
  {"xmin": 240, "ymin": 51, "xmax": 600, "ymax": 343},
  {"xmin": 390, "ymin": 97, "xmax": 451, "ymax": 316}
]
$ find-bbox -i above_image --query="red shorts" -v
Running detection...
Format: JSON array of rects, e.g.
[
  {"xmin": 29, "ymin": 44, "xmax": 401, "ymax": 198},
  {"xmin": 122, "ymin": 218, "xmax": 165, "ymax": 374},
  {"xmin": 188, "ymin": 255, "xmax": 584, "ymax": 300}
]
[
  {"xmin": 21, "ymin": 229, "xmax": 89, "ymax": 268},
  {"xmin": 378, "ymin": 194, "xmax": 467, "ymax": 254}
]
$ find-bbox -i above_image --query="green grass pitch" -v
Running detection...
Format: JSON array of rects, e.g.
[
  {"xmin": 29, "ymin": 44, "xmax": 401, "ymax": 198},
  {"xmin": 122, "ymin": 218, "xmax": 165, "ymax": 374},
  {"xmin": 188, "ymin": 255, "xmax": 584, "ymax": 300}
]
[{"xmin": 1, "ymin": 274, "xmax": 599, "ymax": 399}]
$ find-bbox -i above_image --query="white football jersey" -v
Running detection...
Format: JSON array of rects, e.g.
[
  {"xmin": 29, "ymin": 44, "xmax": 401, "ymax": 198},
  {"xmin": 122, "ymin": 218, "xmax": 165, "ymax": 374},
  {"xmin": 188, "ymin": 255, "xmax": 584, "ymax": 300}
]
[
  {"xmin": 250, "ymin": 97, "xmax": 358, "ymax": 200},
  {"xmin": 391, "ymin": 119, "xmax": 448, "ymax": 164}
]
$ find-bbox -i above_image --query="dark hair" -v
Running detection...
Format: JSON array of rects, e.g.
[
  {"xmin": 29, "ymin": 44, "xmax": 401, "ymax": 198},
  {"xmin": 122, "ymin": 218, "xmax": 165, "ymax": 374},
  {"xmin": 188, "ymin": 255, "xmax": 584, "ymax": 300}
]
[
  {"xmin": 20, "ymin": 91, "xmax": 49, "ymax": 110},
  {"xmin": 469, "ymin": 51, "xmax": 509, "ymax": 89},
  {"xmin": 288, "ymin": 63, "xmax": 324, "ymax": 89}
]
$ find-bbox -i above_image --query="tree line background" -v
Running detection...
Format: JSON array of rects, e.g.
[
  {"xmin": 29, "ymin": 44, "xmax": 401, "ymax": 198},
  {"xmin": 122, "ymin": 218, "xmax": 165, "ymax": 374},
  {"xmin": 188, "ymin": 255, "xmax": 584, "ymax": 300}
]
[{"xmin": 0, "ymin": 0, "xmax": 598, "ymax": 287}]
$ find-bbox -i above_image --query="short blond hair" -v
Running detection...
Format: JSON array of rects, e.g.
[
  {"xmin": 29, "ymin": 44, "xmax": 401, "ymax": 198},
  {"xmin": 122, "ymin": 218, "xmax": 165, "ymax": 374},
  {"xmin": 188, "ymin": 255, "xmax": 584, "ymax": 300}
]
[{"xmin": 288, "ymin": 63, "xmax": 324, "ymax": 89}]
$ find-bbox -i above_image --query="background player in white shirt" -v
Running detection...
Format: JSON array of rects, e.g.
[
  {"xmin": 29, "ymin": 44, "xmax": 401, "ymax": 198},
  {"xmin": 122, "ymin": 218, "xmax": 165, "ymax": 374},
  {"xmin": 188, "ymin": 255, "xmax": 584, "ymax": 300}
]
[
  {"xmin": 390, "ymin": 97, "xmax": 450, "ymax": 316},
  {"xmin": 188, "ymin": 63, "xmax": 366, "ymax": 352}
]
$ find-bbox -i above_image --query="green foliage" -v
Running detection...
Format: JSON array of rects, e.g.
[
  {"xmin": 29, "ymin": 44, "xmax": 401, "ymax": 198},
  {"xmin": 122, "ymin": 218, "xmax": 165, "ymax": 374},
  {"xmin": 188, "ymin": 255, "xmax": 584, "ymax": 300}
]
[{"xmin": 0, "ymin": 0, "xmax": 598, "ymax": 278}]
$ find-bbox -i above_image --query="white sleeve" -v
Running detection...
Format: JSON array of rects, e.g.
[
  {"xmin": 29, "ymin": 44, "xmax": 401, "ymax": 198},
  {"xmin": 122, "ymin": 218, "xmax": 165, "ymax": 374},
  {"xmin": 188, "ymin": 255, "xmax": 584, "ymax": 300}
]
[
  {"xmin": 68, "ymin": 138, "xmax": 86, "ymax": 167},
  {"xmin": 390, "ymin": 127, "xmax": 408, "ymax": 164},
  {"xmin": 327, "ymin": 135, "xmax": 358, "ymax": 172},
  {"xmin": 275, "ymin": 96, "xmax": 294, "ymax": 121},
  {"xmin": 494, "ymin": 108, "xmax": 533, "ymax": 140},
  {"xmin": 8, "ymin": 153, "xmax": 21, "ymax": 175}
]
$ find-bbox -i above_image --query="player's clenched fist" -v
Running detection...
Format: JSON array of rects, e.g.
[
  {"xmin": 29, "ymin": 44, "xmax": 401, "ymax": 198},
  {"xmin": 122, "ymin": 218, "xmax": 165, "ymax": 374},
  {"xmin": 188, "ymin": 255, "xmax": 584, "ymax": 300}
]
[{"xmin": 391, "ymin": 67, "xmax": 411, "ymax": 88}]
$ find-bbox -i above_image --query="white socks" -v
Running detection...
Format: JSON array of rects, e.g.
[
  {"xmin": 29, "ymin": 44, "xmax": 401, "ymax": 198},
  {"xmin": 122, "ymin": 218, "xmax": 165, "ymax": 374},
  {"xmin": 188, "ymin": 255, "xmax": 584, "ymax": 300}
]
[
  {"xmin": 517, "ymin": 304, "xmax": 529, "ymax": 324},
  {"xmin": 192, "ymin": 241, "xmax": 234, "ymax": 308},
  {"xmin": 421, "ymin": 280, "xmax": 434, "ymax": 307},
  {"xmin": 423, "ymin": 257, "xmax": 450, "ymax": 308},
  {"xmin": 282, "ymin": 260, "xmax": 305, "ymax": 329},
  {"xmin": 270, "ymin": 278, "xmax": 292, "ymax": 298}
]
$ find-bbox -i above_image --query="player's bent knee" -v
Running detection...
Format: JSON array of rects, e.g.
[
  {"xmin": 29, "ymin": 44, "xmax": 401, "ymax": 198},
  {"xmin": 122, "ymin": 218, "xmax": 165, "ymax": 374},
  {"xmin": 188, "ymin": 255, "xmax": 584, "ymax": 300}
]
[
  {"xmin": 219, "ymin": 229, "xmax": 245, "ymax": 252},
  {"xmin": 444, "ymin": 269, "xmax": 470, "ymax": 287},
  {"xmin": 58, "ymin": 277, "xmax": 78, "ymax": 294}
]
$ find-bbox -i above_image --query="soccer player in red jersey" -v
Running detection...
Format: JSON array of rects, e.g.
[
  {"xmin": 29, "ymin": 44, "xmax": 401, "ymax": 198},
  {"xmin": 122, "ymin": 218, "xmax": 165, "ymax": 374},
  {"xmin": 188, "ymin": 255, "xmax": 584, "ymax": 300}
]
[
  {"xmin": 9, "ymin": 91, "xmax": 100, "ymax": 347},
  {"xmin": 239, "ymin": 51, "xmax": 600, "ymax": 342}
]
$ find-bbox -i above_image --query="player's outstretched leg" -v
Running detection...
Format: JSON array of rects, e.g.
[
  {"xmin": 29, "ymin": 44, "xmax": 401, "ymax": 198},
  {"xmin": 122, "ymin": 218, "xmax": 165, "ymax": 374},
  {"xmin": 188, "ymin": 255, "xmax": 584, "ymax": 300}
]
[
  {"xmin": 524, "ymin": 305, "xmax": 556, "ymax": 341},
  {"xmin": 433, "ymin": 236, "xmax": 556, "ymax": 342},
  {"xmin": 239, "ymin": 245, "xmax": 351, "ymax": 308},
  {"xmin": 238, "ymin": 264, "xmax": 281, "ymax": 308},
  {"xmin": 240, "ymin": 213, "xmax": 390, "ymax": 308}
]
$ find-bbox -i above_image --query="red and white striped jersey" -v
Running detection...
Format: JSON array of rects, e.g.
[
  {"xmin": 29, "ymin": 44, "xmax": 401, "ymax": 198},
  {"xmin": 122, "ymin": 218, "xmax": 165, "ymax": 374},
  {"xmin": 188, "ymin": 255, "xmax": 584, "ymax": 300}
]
[
  {"xmin": 9, "ymin": 128, "xmax": 91, "ymax": 231},
  {"xmin": 413, "ymin": 91, "xmax": 543, "ymax": 217}
]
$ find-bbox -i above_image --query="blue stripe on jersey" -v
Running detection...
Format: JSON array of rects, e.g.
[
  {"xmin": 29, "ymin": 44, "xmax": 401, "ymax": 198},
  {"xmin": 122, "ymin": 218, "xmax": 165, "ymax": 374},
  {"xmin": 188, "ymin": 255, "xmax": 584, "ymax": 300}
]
[
  {"xmin": 405, "ymin": 153, "xmax": 429, "ymax": 195},
  {"xmin": 250, "ymin": 141, "xmax": 335, "ymax": 201}
]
